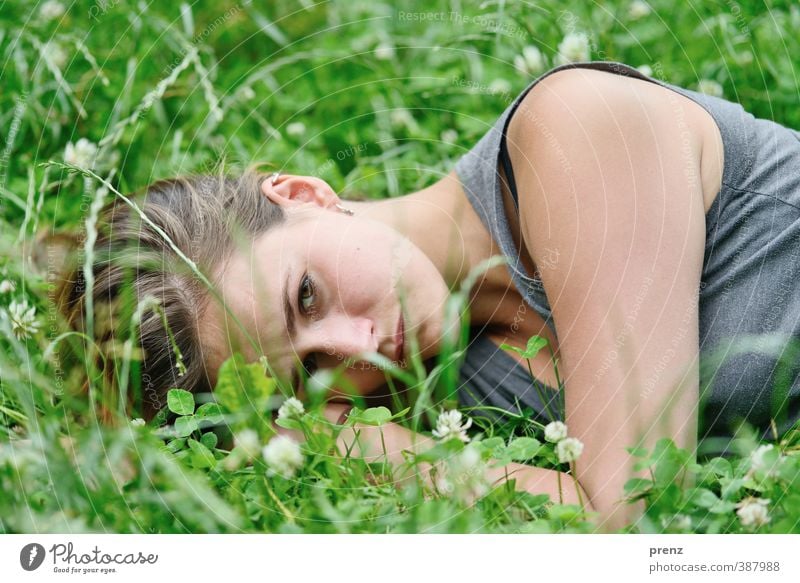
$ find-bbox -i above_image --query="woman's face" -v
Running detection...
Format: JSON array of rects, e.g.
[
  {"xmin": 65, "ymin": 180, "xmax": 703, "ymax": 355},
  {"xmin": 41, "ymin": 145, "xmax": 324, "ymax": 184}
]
[{"xmin": 207, "ymin": 203, "xmax": 450, "ymax": 394}]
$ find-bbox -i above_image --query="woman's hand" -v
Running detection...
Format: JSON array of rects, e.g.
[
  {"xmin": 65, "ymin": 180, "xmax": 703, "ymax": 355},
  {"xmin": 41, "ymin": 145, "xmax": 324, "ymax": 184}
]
[{"xmin": 278, "ymin": 402, "xmax": 596, "ymax": 518}]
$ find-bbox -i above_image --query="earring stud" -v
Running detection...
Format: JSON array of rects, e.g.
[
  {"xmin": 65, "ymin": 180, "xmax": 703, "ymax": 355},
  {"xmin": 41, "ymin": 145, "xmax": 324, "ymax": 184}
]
[
  {"xmin": 335, "ymin": 203, "xmax": 355, "ymax": 216},
  {"xmin": 269, "ymin": 171, "xmax": 281, "ymax": 185}
]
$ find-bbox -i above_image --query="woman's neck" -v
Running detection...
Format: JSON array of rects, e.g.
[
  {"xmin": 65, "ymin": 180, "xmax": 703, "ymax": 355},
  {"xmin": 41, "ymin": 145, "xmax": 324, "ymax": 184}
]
[{"xmin": 345, "ymin": 171, "xmax": 518, "ymax": 329}]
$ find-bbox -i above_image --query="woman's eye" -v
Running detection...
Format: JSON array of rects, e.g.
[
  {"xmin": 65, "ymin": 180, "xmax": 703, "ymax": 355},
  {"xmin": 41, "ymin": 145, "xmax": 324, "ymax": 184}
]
[
  {"xmin": 302, "ymin": 354, "xmax": 318, "ymax": 377},
  {"xmin": 299, "ymin": 274, "xmax": 316, "ymax": 315}
]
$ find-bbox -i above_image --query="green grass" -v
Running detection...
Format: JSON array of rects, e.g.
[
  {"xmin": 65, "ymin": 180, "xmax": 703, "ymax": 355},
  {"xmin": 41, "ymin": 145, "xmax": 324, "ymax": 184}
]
[{"xmin": 1, "ymin": 0, "xmax": 800, "ymax": 534}]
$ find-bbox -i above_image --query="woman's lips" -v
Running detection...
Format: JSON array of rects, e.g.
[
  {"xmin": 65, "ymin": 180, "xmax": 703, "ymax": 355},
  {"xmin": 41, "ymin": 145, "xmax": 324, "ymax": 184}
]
[{"xmin": 394, "ymin": 313, "xmax": 404, "ymax": 363}]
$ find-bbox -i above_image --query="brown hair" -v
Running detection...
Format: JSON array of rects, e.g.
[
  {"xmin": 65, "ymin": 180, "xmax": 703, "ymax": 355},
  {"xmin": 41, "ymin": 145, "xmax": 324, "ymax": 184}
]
[{"xmin": 56, "ymin": 168, "xmax": 286, "ymax": 423}]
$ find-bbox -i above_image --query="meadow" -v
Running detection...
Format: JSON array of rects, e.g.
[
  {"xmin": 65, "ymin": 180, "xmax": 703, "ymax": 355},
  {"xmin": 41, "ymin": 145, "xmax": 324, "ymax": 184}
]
[{"xmin": 1, "ymin": 0, "xmax": 799, "ymax": 534}]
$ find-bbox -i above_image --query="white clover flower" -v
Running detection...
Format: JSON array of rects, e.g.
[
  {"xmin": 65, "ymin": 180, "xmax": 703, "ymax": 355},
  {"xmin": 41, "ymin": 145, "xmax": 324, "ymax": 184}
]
[
  {"xmin": 262, "ymin": 434, "xmax": 304, "ymax": 479},
  {"xmin": 306, "ymin": 369, "xmax": 335, "ymax": 396},
  {"xmin": 437, "ymin": 444, "xmax": 490, "ymax": 503},
  {"xmin": 555, "ymin": 32, "xmax": 590, "ymax": 65},
  {"xmin": 697, "ymin": 79, "xmax": 723, "ymax": 98},
  {"xmin": 628, "ymin": 0, "xmax": 652, "ymax": 20},
  {"xmin": 661, "ymin": 513, "xmax": 692, "ymax": 530},
  {"xmin": 544, "ymin": 420, "xmax": 568, "ymax": 443},
  {"xmin": 514, "ymin": 45, "xmax": 545, "ymax": 77},
  {"xmin": 747, "ymin": 443, "xmax": 783, "ymax": 479},
  {"xmin": 285, "ymin": 122, "xmax": 306, "ymax": 138},
  {"xmin": 434, "ymin": 474, "xmax": 454, "ymax": 494},
  {"xmin": 6, "ymin": 299, "xmax": 41, "ymax": 340},
  {"xmin": 447, "ymin": 449, "xmax": 487, "ymax": 497},
  {"xmin": 39, "ymin": 1, "xmax": 66, "ymax": 21},
  {"xmin": 240, "ymin": 86, "xmax": 256, "ymax": 100},
  {"xmin": 636, "ymin": 64, "xmax": 654, "ymax": 77},
  {"xmin": 736, "ymin": 497, "xmax": 771, "ymax": 527},
  {"xmin": 234, "ymin": 428, "xmax": 261, "ymax": 459},
  {"xmin": 440, "ymin": 129, "xmax": 458, "ymax": 144},
  {"xmin": 0, "ymin": 280, "xmax": 15, "ymax": 294},
  {"xmin": 42, "ymin": 41, "xmax": 68, "ymax": 69},
  {"xmin": 458, "ymin": 443, "xmax": 482, "ymax": 466},
  {"xmin": 390, "ymin": 109, "xmax": 412, "ymax": 126},
  {"xmin": 374, "ymin": 42, "xmax": 396, "ymax": 61},
  {"xmin": 390, "ymin": 108, "xmax": 418, "ymax": 132},
  {"xmin": 750, "ymin": 444, "xmax": 774, "ymax": 467},
  {"xmin": 130, "ymin": 418, "xmax": 146, "ymax": 427},
  {"xmin": 431, "ymin": 409, "xmax": 473, "ymax": 443},
  {"xmin": 277, "ymin": 396, "xmax": 305, "ymax": 421},
  {"xmin": 488, "ymin": 78, "xmax": 512, "ymax": 96},
  {"xmin": 556, "ymin": 436, "xmax": 584, "ymax": 463},
  {"xmin": 64, "ymin": 138, "xmax": 98, "ymax": 171}
]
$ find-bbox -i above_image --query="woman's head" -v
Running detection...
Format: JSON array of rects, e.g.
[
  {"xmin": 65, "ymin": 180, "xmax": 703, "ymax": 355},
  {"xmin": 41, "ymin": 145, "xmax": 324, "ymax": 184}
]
[
  {"xmin": 208, "ymin": 171, "xmax": 450, "ymax": 397},
  {"xmin": 58, "ymin": 168, "xmax": 449, "ymax": 422}
]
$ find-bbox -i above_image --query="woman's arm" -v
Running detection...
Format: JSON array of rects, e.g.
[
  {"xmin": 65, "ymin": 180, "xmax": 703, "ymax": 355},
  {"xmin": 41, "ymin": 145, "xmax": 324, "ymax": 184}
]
[
  {"xmin": 278, "ymin": 402, "xmax": 594, "ymax": 511},
  {"xmin": 507, "ymin": 69, "xmax": 705, "ymax": 530}
]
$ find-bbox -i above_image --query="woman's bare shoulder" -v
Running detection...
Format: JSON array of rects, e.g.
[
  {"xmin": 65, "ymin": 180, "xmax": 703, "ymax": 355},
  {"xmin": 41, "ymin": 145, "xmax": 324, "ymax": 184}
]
[{"xmin": 508, "ymin": 66, "xmax": 721, "ymax": 209}]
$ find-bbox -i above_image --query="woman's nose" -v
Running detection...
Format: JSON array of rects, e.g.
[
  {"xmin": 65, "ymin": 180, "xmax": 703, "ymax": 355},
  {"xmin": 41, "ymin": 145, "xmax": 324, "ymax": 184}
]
[{"xmin": 314, "ymin": 314, "xmax": 378, "ymax": 365}]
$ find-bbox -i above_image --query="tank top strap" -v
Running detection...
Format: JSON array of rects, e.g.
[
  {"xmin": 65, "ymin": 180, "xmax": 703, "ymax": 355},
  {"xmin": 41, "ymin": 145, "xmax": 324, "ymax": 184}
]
[{"xmin": 498, "ymin": 132, "xmax": 521, "ymax": 215}]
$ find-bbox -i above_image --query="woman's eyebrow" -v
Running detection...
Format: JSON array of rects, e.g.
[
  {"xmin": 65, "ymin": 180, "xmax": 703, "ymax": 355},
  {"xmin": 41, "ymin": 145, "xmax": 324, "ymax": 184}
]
[
  {"xmin": 283, "ymin": 265, "xmax": 296, "ymax": 340},
  {"xmin": 281, "ymin": 264, "xmax": 301, "ymax": 392}
]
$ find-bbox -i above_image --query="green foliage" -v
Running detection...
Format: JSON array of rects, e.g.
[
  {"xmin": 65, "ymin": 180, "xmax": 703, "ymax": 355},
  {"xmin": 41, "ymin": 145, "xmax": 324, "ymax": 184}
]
[
  {"xmin": 499, "ymin": 336, "xmax": 549, "ymax": 360},
  {"xmin": 1, "ymin": 0, "xmax": 799, "ymax": 534},
  {"xmin": 214, "ymin": 353, "xmax": 277, "ymax": 439},
  {"xmin": 622, "ymin": 435, "xmax": 800, "ymax": 533},
  {"xmin": 168, "ymin": 389, "xmax": 195, "ymax": 417},
  {"xmin": 345, "ymin": 406, "xmax": 410, "ymax": 426},
  {"xmin": 503, "ymin": 437, "xmax": 543, "ymax": 463},
  {"xmin": 215, "ymin": 354, "xmax": 277, "ymax": 413}
]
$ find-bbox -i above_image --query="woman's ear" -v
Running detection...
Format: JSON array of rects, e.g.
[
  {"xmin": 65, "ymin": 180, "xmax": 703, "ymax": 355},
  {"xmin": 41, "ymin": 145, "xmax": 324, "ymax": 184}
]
[{"xmin": 261, "ymin": 174, "xmax": 342, "ymax": 210}]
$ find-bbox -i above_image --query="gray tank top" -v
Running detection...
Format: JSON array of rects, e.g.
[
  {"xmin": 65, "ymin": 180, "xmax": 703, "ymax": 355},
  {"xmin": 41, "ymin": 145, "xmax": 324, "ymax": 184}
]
[{"xmin": 453, "ymin": 60, "xmax": 800, "ymax": 454}]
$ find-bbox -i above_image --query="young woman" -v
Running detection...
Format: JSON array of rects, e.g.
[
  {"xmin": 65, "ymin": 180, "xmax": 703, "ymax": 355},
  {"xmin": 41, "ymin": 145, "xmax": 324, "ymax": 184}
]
[{"xmin": 59, "ymin": 60, "xmax": 800, "ymax": 532}]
